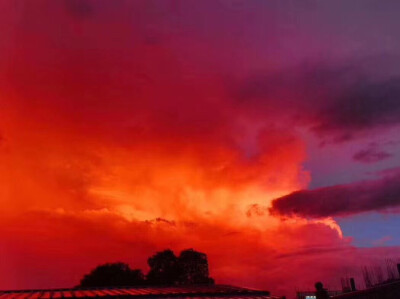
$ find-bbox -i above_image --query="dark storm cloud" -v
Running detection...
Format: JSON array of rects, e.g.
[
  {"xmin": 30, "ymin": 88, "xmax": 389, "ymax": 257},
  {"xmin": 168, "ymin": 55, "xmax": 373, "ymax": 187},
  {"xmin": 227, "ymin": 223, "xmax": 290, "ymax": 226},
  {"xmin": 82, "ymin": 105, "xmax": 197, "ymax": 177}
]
[
  {"xmin": 313, "ymin": 78, "xmax": 400, "ymax": 140},
  {"xmin": 353, "ymin": 147, "xmax": 392, "ymax": 163},
  {"xmin": 234, "ymin": 59, "xmax": 400, "ymax": 142},
  {"xmin": 270, "ymin": 169, "xmax": 400, "ymax": 218}
]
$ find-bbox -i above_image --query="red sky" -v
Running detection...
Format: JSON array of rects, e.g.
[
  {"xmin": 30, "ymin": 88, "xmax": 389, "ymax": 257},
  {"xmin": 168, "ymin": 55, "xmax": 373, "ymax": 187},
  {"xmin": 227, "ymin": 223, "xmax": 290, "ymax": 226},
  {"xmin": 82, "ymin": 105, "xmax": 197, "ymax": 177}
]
[{"xmin": 1, "ymin": 1, "xmax": 400, "ymax": 297}]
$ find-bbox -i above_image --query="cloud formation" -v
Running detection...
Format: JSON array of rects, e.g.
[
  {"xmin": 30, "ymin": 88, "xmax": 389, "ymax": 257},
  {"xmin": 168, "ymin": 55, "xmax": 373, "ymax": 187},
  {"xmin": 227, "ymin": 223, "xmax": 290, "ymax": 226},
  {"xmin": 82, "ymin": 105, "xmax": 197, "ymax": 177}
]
[
  {"xmin": 0, "ymin": 2, "xmax": 312, "ymax": 295},
  {"xmin": 353, "ymin": 147, "xmax": 392, "ymax": 163},
  {"xmin": 270, "ymin": 169, "xmax": 400, "ymax": 218},
  {"xmin": 234, "ymin": 61, "xmax": 400, "ymax": 143},
  {"xmin": 1, "ymin": 1, "xmax": 400, "ymax": 297}
]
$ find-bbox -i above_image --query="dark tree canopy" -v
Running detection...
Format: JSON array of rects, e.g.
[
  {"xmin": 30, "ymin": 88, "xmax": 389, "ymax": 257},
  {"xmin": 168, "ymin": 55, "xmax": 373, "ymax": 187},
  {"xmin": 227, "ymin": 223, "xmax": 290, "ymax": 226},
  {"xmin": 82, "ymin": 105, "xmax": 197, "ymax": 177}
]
[
  {"xmin": 146, "ymin": 249, "xmax": 179, "ymax": 285},
  {"xmin": 79, "ymin": 262, "xmax": 144, "ymax": 287},
  {"xmin": 147, "ymin": 248, "xmax": 214, "ymax": 285},
  {"xmin": 177, "ymin": 249, "xmax": 214, "ymax": 285},
  {"xmin": 78, "ymin": 249, "xmax": 214, "ymax": 287}
]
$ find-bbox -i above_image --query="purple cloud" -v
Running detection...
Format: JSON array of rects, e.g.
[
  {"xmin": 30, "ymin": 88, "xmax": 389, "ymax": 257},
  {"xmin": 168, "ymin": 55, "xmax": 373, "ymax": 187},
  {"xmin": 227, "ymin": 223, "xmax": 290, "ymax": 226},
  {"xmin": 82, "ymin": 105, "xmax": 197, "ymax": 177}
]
[
  {"xmin": 234, "ymin": 59, "xmax": 400, "ymax": 143},
  {"xmin": 270, "ymin": 169, "xmax": 400, "ymax": 218},
  {"xmin": 353, "ymin": 148, "xmax": 392, "ymax": 163}
]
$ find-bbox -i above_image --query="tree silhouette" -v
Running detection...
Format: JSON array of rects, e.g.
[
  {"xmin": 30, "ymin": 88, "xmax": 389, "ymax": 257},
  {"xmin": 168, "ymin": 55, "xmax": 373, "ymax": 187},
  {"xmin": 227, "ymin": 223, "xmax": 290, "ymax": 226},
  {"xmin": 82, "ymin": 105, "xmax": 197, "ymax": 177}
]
[
  {"xmin": 177, "ymin": 249, "xmax": 214, "ymax": 285},
  {"xmin": 77, "ymin": 249, "xmax": 214, "ymax": 287},
  {"xmin": 79, "ymin": 262, "xmax": 144, "ymax": 287},
  {"xmin": 146, "ymin": 249, "xmax": 179, "ymax": 285},
  {"xmin": 146, "ymin": 248, "xmax": 214, "ymax": 285}
]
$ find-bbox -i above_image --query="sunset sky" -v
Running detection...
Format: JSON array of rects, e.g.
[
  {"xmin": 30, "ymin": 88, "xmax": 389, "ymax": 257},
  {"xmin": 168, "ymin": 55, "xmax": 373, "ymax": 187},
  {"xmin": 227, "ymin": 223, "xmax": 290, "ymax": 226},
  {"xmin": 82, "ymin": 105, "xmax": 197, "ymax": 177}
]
[{"xmin": 1, "ymin": 0, "xmax": 400, "ymax": 296}]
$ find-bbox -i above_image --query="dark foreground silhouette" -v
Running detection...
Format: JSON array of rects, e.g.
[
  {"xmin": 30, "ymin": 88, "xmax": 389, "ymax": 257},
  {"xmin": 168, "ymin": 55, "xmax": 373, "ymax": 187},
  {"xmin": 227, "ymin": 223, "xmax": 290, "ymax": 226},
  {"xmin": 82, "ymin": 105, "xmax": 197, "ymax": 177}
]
[
  {"xmin": 79, "ymin": 249, "xmax": 214, "ymax": 287},
  {"xmin": 315, "ymin": 282, "xmax": 330, "ymax": 299}
]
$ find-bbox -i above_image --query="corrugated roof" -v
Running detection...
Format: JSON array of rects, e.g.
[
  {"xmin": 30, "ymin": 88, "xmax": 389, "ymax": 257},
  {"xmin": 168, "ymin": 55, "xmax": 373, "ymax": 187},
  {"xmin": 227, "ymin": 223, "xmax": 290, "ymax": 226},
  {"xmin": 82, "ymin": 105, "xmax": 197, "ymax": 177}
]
[{"xmin": 0, "ymin": 285, "xmax": 282, "ymax": 299}]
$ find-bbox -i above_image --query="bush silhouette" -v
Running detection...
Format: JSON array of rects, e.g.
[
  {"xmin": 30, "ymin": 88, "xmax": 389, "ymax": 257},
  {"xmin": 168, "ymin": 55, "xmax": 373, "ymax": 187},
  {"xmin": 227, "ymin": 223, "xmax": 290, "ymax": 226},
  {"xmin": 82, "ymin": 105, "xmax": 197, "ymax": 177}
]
[{"xmin": 79, "ymin": 262, "xmax": 144, "ymax": 287}]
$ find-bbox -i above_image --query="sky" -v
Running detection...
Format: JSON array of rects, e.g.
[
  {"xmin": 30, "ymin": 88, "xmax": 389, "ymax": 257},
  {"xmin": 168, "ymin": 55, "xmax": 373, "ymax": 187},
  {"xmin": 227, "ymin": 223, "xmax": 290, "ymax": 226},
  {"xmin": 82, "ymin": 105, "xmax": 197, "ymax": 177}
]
[{"xmin": 1, "ymin": 0, "xmax": 400, "ymax": 297}]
